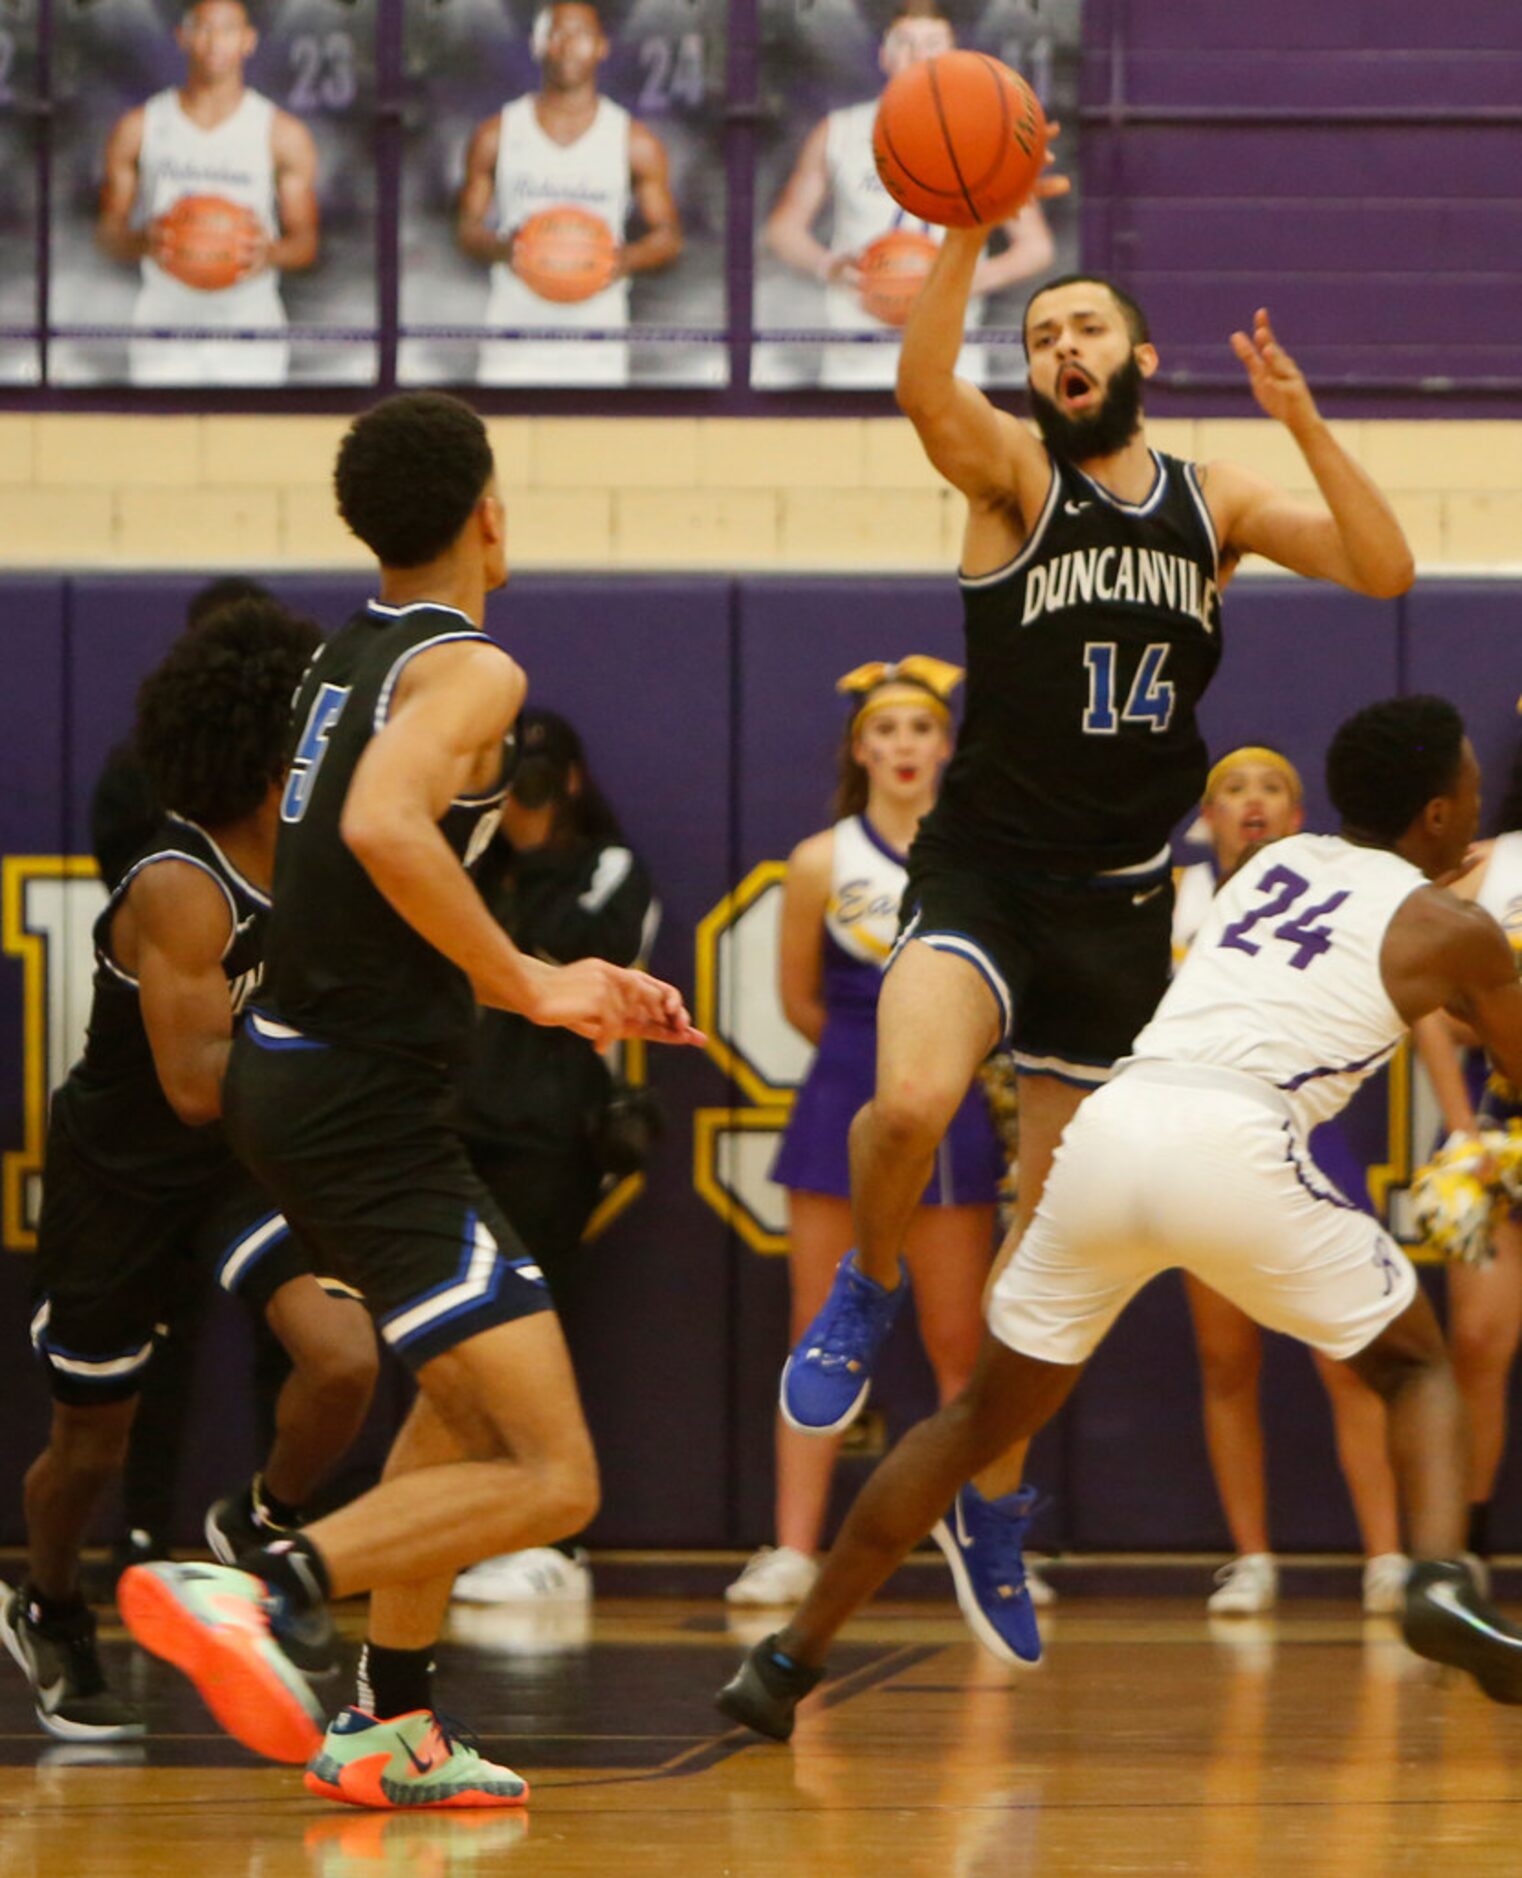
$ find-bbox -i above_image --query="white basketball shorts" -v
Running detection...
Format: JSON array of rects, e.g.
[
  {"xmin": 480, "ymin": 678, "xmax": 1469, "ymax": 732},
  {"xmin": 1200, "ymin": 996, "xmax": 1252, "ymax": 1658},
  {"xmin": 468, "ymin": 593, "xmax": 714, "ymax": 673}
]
[{"xmin": 988, "ymin": 1060, "xmax": 1417, "ymax": 1365}]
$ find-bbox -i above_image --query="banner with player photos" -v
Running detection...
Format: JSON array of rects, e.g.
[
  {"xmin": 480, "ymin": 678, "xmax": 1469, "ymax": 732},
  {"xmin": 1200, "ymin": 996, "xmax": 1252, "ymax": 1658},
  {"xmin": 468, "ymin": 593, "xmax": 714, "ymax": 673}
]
[
  {"xmin": 48, "ymin": 0, "xmax": 378, "ymax": 387},
  {"xmin": 751, "ymin": 0, "xmax": 1082, "ymax": 392},
  {"xmin": 399, "ymin": 0, "xmax": 729, "ymax": 389},
  {"xmin": 0, "ymin": 0, "xmax": 40, "ymax": 385}
]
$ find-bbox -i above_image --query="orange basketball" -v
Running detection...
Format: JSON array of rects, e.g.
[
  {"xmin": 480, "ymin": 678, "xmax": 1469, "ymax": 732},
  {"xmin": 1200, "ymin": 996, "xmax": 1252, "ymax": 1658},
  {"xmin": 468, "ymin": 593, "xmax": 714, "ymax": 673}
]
[
  {"xmin": 856, "ymin": 228, "xmax": 940, "ymax": 328},
  {"xmin": 159, "ymin": 193, "xmax": 257, "ymax": 292},
  {"xmin": 512, "ymin": 206, "xmax": 619, "ymax": 305},
  {"xmin": 872, "ymin": 51, "xmax": 1047, "ymax": 229}
]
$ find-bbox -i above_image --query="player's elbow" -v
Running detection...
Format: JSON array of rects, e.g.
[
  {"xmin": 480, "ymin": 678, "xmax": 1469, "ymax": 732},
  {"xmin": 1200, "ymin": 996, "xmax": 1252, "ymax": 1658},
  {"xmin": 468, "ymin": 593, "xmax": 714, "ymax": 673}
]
[
  {"xmin": 340, "ymin": 801, "xmax": 398, "ymax": 871},
  {"xmin": 1363, "ymin": 551, "xmax": 1416, "ymax": 600},
  {"xmin": 164, "ymin": 1078, "xmax": 222, "ymax": 1130}
]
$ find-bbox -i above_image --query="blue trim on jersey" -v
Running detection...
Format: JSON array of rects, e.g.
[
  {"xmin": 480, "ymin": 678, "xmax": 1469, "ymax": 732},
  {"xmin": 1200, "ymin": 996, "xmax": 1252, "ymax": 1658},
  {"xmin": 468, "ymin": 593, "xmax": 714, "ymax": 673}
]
[
  {"xmin": 215, "ymin": 1210, "xmax": 291, "ymax": 1293},
  {"xmin": 366, "ymin": 598, "xmax": 476, "ymax": 628},
  {"xmin": 1075, "ymin": 449, "xmax": 1167, "ymax": 517},
  {"xmin": 245, "ymin": 1009, "xmax": 328, "ymax": 1052},
  {"xmin": 379, "ymin": 1211, "xmax": 507, "ymax": 1351},
  {"xmin": 1276, "ymin": 1040, "xmax": 1397, "ymax": 1094},
  {"xmin": 165, "ymin": 812, "xmax": 272, "ymax": 909}
]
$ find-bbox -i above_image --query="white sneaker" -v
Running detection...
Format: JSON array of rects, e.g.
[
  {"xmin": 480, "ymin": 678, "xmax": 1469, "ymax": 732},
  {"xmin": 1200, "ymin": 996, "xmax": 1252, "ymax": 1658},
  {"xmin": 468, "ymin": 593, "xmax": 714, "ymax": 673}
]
[
  {"xmin": 451, "ymin": 1547, "xmax": 591, "ymax": 1605},
  {"xmin": 1207, "ymin": 1553, "xmax": 1278, "ymax": 1614},
  {"xmin": 1026, "ymin": 1558, "xmax": 1057, "ymax": 1607},
  {"xmin": 724, "ymin": 1546, "xmax": 819, "ymax": 1607},
  {"xmin": 1361, "ymin": 1552, "xmax": 1409, "ymax": 1615}
]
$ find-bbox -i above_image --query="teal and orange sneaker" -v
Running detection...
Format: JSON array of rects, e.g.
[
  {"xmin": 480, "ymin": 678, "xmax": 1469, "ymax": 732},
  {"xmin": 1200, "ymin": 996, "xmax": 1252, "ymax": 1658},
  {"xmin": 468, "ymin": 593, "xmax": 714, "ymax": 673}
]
[
  {"xmin": 117, "ymin": 1560, "xmax": 324, "ymax": 1764},
  {"xmin": 304, "ymin": 1707, "xmax": 531, "ymax": 1811}
]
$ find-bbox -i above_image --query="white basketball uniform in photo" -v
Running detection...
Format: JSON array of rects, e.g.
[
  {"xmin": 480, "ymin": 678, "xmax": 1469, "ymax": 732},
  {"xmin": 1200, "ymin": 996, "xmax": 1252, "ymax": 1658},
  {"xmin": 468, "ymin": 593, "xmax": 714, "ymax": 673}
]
[
  {"xmin": 130, "ymin": 87, "xmax": 287, "ymax": 387},
  {"xmin": 480, "ymin": 94, "xmax": 632, "ymax": 388},
  {"xmin": 991, "ymin": 834, "xmax": 1426, "ymax": 1366},
  {"xmin": 819, "ymin": 100, "xmax": 985, "ymax": 390},
  {"xmin": 1169, "ymin": 858, "xmax": 1217, "ymax": 966}
]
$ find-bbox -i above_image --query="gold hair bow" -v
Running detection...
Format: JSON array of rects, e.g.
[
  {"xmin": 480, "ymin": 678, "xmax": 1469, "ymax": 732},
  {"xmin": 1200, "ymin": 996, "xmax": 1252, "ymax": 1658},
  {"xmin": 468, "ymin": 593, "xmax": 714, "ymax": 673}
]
[{"xmin": 836, "ymin": 656, "xmax": 965, "ymax": 702}]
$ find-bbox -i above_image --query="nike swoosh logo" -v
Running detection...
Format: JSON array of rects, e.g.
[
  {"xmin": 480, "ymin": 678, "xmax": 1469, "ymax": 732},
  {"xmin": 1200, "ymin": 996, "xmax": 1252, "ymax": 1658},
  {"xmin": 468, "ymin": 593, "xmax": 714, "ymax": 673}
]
[
  {"xmin": 953, "ymin": 1497, "xmax": 972, "ymax": 1549},
  {"xmin": 39, "ymin": 1675, "xmax": 67, "ymax": 1710},
  {"xmin": 1063, "ymin": 500, "xmax": 1091, "ymax": 515},
  {"xmin": 1132, "ymin": 884, "xmax": 1166, "ymax": 906},
  {"xmin": 404, "ymin": 1742, "xmax": 438, "ymax": 1774}
]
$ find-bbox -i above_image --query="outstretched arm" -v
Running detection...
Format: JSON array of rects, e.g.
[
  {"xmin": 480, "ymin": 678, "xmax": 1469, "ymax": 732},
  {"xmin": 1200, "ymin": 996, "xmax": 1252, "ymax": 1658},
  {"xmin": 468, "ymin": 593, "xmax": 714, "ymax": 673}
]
[{"xmin": 1206, "ymin": 310, "xmax": 1415, "ymax": 598}]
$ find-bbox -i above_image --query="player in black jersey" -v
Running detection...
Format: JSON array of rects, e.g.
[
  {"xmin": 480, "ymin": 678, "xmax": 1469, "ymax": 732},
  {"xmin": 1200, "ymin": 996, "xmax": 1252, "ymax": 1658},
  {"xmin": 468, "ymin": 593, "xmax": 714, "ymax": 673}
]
[
  {"xmin": 779, "ymin": 234, "xmax": 1417, "ymax": 1660},
  {"xmin": 118, "ymin": 392, "xmax": 702, "ymax": 1807},
  {"xmin": 2, "ymin": 606, "xmax": 378, "ymax": 1745}
]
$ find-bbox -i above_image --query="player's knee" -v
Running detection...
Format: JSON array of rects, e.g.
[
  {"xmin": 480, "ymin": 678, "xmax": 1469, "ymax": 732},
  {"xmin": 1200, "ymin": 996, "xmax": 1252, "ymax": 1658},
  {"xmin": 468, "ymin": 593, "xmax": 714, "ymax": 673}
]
[
  {"xmin": 48, "ymin": 1402, "xmax": 133, "ymax": 1480},
  {"xmin": 862, "ymin": 1083, "xmax": 957, "ymax": 1160},
  {"xmin": 300, "ymin": 1320, "xmax": 380, "ymax": 1413},
  {"xmin": 1448, "ymin": 1314, "xmax": 1518, "ymax": 1379}
]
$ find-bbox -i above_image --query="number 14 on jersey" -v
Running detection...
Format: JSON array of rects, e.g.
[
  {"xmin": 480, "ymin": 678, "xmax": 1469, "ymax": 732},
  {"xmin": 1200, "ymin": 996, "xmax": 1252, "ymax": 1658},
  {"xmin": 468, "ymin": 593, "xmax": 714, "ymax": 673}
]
[{"xmin": 1082, "ymin": 641, "xmax": 1176, "ymax": 735}]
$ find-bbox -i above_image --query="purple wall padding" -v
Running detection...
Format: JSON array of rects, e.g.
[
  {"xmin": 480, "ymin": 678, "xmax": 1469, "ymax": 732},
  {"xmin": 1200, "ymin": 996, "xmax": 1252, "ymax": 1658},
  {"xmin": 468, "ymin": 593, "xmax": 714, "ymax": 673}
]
[{"xmin": 2, "ymin": 571, "xmax": 1520, "ymax": 1551}]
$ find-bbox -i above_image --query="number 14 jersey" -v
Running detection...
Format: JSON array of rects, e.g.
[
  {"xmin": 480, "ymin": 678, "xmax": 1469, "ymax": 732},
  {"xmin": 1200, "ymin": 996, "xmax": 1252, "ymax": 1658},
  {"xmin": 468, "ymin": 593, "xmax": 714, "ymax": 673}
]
[
  {"xmin": 926, "ymin": 448, "xmax": 1222, "ymax": 876},
  {"xmin": 1132, "ymin": 833, "xmax": 1429, "ymax": 1134}
]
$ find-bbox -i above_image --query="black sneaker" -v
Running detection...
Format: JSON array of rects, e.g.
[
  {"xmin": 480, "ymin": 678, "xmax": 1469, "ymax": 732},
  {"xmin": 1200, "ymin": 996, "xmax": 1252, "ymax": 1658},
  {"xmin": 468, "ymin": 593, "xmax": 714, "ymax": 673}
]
[
  {"xmin": 1403, "ymin": 1558, "xmax": 1522, "ymax": 1703},
  {"xmin": 0, "ymin": 1583, "xmax": 145, "ymax": 1741},
  {"xmin": 715, "ymin": 1633, "xmax": 824, "ymax": 1742},
  {"xmin": 204, "ymin": 1491, "xmax": 263, "ymax": 1567}
]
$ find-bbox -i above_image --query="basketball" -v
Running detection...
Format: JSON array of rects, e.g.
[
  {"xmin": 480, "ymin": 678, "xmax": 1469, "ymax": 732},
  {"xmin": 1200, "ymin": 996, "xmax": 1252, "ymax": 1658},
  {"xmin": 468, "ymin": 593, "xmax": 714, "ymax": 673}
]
[
  {"xmin": 856, "ymin": 229, "xmax": 940, "ymax": 327},
  {"xmin": 157, "ymin": 194, "xmax": 258, "ymax": 292},
  {"xmin": 512, "ymin": 206, "xmax": 619, "ymax": 305},
  {"xmin": 872, "ymin": 51, "xmax": 1047, "ymax": 229}
]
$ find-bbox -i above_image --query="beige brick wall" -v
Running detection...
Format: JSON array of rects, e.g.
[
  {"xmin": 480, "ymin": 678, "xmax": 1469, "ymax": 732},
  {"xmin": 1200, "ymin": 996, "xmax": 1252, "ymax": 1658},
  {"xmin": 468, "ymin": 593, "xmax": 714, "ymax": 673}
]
[{"xmin": 0, "ymin": 413, "xmax": 1517, "ymax": 572}]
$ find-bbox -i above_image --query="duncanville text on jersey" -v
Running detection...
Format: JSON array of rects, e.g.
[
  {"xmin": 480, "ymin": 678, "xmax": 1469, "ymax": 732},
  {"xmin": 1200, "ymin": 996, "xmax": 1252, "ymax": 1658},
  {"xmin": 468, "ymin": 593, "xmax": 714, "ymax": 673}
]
[{"xmin": 1021, "ymin": 546, "xmax": 1221, "ymax": 632}]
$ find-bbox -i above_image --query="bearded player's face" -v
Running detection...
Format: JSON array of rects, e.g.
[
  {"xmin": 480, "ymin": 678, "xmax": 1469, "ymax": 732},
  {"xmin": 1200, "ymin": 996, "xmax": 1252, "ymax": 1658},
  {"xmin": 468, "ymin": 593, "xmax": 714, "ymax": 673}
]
[{"xmin": 1024, "ymin": 284, "xmax": 1156, "ymax": 462}]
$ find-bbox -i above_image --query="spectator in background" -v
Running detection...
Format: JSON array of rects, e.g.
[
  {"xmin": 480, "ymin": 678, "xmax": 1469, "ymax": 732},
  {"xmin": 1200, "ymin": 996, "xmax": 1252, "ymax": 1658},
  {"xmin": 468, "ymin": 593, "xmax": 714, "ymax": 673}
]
[
  {"xmin": 450, "ymin": 708, "xmax": 659, "ymax": 1606},
  {"xmin": 1174, "ymin": 745, "xmax": 1406, "ymax": 1616},
  {"xmin": 725, "ymin": 661, "xmax": 1027, "ymax": 1611},
  {"xmin": 1414, "ymin": 715, "xmax": 1522, "ymax": 1585}
]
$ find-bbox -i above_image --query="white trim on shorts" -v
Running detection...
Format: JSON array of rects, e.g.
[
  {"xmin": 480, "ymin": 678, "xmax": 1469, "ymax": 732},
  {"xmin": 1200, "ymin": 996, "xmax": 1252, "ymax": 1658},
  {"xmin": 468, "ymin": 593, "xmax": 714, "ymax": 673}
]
[{"xmin": 888, "ymin": 911, "xmax": 1014, "ymax": 1043}]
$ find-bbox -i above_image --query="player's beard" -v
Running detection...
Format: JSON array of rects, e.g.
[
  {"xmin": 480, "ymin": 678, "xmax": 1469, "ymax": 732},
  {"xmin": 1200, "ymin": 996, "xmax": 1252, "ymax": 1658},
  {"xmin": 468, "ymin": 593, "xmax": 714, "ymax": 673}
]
[{"xmin": 1028, "ymin": 354, "xmax": 1145, "ymax": 464}]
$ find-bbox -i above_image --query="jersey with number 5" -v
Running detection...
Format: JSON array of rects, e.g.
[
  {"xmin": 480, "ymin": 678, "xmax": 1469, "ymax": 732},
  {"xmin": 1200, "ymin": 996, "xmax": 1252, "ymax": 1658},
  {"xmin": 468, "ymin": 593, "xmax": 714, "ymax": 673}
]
[
  {"xmin": 1131, "ymin": 832, "xmax": 1428, "ymax": 1132},
  {"xmin": 260, "ymin": 599, "xmax": 513, "ymax": 1066},
  {"xmin": 926, "ymin": 448, "xmax": 1221, "ymax": 875}
]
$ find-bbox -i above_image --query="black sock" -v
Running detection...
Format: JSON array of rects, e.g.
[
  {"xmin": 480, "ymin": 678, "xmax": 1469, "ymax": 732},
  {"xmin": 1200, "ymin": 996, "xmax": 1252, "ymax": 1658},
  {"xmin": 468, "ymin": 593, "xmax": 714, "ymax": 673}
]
[
  {"xmin": 254, "ymin": 1534, "xmax": 331, "ymax": 1614},
  {"xmin": 1468, "ymin": 1500, "xmax": 1492, "ymax": 1560},
  {"xmin": 22, "ymin": 1584, "xmax": 89, "ymax": 1630},
  {"xmin": 250, "ymin": 1475, "xmax": 303, "ymax": 1533},
  {"xmin": 357, "ymin": 1641, "xmax": 433, "ymax": 1720}
]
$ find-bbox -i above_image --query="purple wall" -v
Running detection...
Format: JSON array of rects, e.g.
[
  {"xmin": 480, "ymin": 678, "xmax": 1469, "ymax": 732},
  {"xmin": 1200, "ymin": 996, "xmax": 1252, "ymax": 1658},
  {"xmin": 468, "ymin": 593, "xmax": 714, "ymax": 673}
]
[{"xmin": 1, "ymin": 570, "xmax": 1520, "ymax": 1555}]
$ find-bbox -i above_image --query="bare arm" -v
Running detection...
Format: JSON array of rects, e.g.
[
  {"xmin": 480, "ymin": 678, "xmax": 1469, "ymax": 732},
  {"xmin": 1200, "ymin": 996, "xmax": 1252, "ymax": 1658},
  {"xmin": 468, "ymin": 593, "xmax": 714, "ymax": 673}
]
[
  {"xmin": 777, "ymin": 833, "xmax": 832, "ymax": 1046},
  {"xmin": 620, "ymin": 120, "xmax": 682, "ymax": 276},
  {"xmin": 96, "ymin": 108, "xmax": 151, "ymax": 266},
  {"xmin": 1206, "ymin": 311, "xmax": 1415, "ymax": 598},
  {"xmin": 763, "ymin": 118, "xmax": 846, "ymax": 286},
  {"xmin": 342, "ymin": 643, "xmax": 700, "ymax": 1048},
  {"xmin": 130, "ymin": 863, "xmax": 238, "ymax": 1128},
  {"xmin": 262, "ymin": 110, "xmax": 320, "ymax": 274},
  {"xmin": 457, "ymin": 115, "xmax": 507, "ymax": 266},
  {"xmin": 1412, "ymin": 1010, "xmax": 1479, "ymax": 1137},
  {"xmin": 1384, "ymin": 890, "xmax": 1522, "ymax": 1091}
]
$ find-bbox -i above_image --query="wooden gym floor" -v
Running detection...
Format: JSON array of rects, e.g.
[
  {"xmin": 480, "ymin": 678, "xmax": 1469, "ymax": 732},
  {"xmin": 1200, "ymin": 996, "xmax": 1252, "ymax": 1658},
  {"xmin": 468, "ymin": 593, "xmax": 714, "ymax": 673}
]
[{"xmin": 3, "ymin": 1559, "xmax": 1521, "ymax": 1876}]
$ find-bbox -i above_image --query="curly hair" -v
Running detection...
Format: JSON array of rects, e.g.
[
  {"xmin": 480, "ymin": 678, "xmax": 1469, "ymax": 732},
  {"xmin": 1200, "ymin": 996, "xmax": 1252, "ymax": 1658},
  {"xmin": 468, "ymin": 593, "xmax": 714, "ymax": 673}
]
[
  {"xmin": 135, "ymin": 600, "xmax": 322, "ymax": 827},
  {"xmin": 1326, "ymin": 694, "xmax": 1466, "ymax": 843},
  {"xmin": 334, "ymin": 392, "xmax": 496, "ymax": 569}
]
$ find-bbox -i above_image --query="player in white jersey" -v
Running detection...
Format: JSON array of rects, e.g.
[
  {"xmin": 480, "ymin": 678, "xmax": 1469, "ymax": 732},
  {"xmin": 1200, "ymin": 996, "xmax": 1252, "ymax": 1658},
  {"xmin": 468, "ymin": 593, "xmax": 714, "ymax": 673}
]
[
  {"xmin": 764, "ymin": 0, "xmax": 1054, "ymax": 389},
  {"xmin": 1412, "ymin": 723, "xmax": 1522, "ymax": 1577},
  {"xmin": 1174, "ymin": 745, "xmax": 1405, "ymax": 1616},
  {"xmin": 458, "ymin": 1, "xmax": 682, "ymax": 387},
  {"xmin": 97, "ymin": 0, "xmax": 318, "ymax": 387},
  {"xmin": 720, "ymin": 695, "xmax": 1522, "ymax": 1736}
]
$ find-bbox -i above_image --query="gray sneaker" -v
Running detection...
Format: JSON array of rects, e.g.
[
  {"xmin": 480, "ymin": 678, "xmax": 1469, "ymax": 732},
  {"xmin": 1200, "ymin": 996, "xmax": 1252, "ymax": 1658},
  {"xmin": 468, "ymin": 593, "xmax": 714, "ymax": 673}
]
[{"xmin": 0, "ymin": 1583, "xmax": 145, "ymax": 1741}]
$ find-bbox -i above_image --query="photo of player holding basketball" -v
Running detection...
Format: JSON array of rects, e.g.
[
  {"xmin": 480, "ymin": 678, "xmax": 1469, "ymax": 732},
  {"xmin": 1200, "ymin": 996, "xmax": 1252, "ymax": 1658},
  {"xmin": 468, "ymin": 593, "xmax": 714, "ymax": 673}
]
[
  {"xmin": 50, "ymin": 0, "xmax": 378, "ymax": 388},
  {"xmin": 457, "ymin": 1, "xmax": 681, "ymax": 387},
  {"xmin": 753, "ymin": 0, "xmax": 1081, "ymax": 391},
  {"xmin": 400, "ymin": 0, "xmax": 728, "ymax": 388},
  {"xmin": 96, "ymin": 0, "xmax": 317, "ymax": 386}
]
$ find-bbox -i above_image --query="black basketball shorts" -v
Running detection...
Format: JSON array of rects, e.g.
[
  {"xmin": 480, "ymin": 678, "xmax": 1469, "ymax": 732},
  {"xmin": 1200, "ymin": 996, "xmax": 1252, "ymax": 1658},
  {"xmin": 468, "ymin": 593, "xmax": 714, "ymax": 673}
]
[
  {"xmin": 32, "ymin": 1118, "xmax": 324, "ymax": 1406},
  {"xmin": 893, "ymin": 841, "xmax": 1175, "ymax": 1087},
  {"xmin": 224, "ymin": 1015, "xmax": 553, "ymax": 1372}
]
